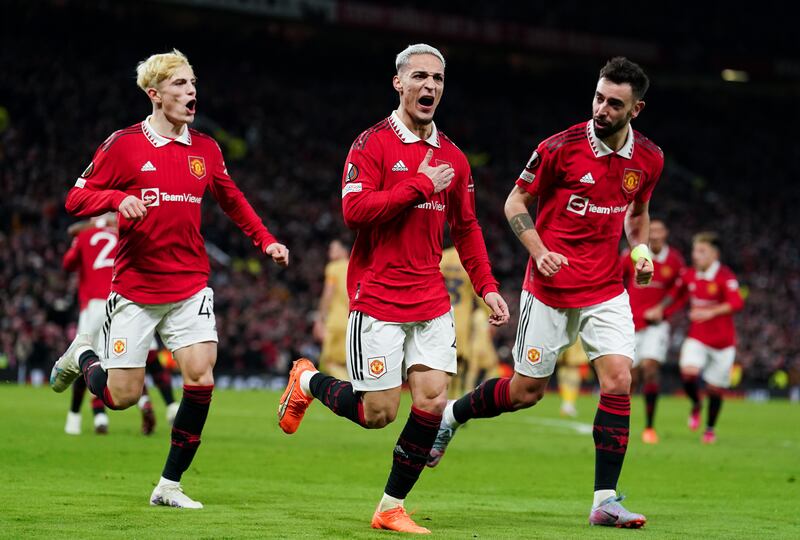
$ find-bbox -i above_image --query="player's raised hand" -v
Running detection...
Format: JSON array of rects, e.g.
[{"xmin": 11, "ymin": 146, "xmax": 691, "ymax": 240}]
[
  {"xmin": 484, "ymin": 291, "xmax": 510, "ymax": 326},
  {"xmin": 643, "ymin": 305, "xmax": 664, "ymax": 323},
  {"xmin": 118, "ymin": 195, "xmax": 148, "ymax": 221},
  {"xmin": 634, "ymin": 258, "xmax": 654, "ymax": 285},
  {"xmin": 418, "ymin": 148, "xmax": 454, "ymax": 193},
  {"xmin": 535, "ymin": 251, "xmax": 569, "ymax": 277},
  {"xmin": 265, "ymin": 242, "xmax": 289, "ymax": 267}
]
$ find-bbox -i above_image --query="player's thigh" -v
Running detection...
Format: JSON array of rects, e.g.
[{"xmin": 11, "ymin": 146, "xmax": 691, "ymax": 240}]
[
  {"xmin": 633, "ymin": 322, "xmax": 670, "ymax": 368},
  {"xmin": 679, "ymin": 337, "xmax": 709, "ymax": 372},
  {"xmin": 579, "ymin": 291, "xmax": 635, "ymax": 363},
  {"xmin": 405, "ymin": 308, "xmax": 457, "ymax": 376},
  {"xmin": 703, "ymin": 346, "xmax": 736, "ymax": 388},
  {"xmin": 347, "ymin": 311, "xmax": 405, "ymax": 392},
  {"xmin": 106, "ymin": 367, "xmax": 147, "ymax": 399},
  {"xmin": 407, "ymin": 366, "xmax": 450, "ymax": 412},
  {"xmin": 513, "ymin": 291, "xmax": 572, "ymax": 378},
  {"xmin": 101, "ymin": 293, "xmax": 163, "ymax": 369},
  {"xmin": 158, "ymin": 287, "xmax": 219, "ymax": 356},
  {"xmin": 173, "ymin": 342, "xmax": 217, "ymax": 385}
]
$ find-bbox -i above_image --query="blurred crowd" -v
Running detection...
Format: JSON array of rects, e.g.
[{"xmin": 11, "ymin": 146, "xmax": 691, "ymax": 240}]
[{"xmin": 0, "ymin": 1, "xmax": 797, "ymax": 390}]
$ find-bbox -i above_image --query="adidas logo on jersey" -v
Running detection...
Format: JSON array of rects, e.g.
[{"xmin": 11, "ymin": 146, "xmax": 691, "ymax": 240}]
[
  {"xmin": 392, "ymin": 160, "xmax": 408, "ymax": 172},
  {"xmin": 141, "ymin": 161, "xmax": 157, "ymax": 172},
  {"xmin": 579, "ymin": 172, "xmax": 595, "ymax": 184}
]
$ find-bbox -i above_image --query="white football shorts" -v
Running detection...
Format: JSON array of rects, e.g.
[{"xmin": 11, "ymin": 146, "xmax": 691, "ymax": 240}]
[
  {"xmin": 633, "ymin": 321, "xmax": 671, "ymax": 367},
  {"xmin": 679, "ymin": 337, "xmax": 735, "ymax": 388},
  {"xmin": 346, "ymin": 309, "xmax": 457, "ymax": 392},
  {"xmin": 100, "ymin": 287, "xmax": 217, "ymax": 369},
  {"xmin": 513, "ymin": 290, "xmax": 635, "ymax": 378}
]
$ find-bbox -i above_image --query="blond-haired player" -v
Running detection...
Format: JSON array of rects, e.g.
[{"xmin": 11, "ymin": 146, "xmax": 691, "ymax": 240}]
[
  {"xmin": 51, "ymin": 49, "xmax": 288, "ymax": 508},
  {"xmin": 313, "ymin": 239, "xmax": 351, "ymax": 380}
]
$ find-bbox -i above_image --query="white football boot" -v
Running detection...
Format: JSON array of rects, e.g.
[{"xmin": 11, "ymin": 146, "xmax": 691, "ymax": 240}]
[
  {"xmin": 50, "ymin": 334, "xmax": 94, "ymax": 393},
  {"xmin": 150, "ymin": 482, "xmax": 203, "ymax": 509},
  {"xmin": 64, "ymin": 411, "xmax": 82, "ymax": 435},
  {"xmin": 166, "ymin": 402, "xmax": 180, "ymax": 426}
]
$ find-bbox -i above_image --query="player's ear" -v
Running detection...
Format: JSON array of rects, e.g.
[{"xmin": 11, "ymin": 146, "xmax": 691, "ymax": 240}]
[
  {"xmin": 392, "ymin": 74, "xmax": 403, "ymax": 93},
  {"xmin": 146, "ymin": 87, "xmax": 162, "ymax": 105},
  {"xmin": 631, "ymin": 99, "xmax": 645, "ymax": 120}
]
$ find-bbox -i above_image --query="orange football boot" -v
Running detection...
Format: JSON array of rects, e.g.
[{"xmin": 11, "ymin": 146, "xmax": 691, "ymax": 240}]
[
  {"xmin": 641, "ymin": 427, "xmax": 659, "ymax": 444},
  {"xmin": 277, "ymin": 358, "xmax": 316, "ymax": 434},
  {"xmin": 371, "ymin": 506, "xmax": 431, "ymax": 534}
]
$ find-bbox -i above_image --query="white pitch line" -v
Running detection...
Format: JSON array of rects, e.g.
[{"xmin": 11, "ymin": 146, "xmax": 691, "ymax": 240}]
[{"xmin": 519, "ymin": 416, "xmax": 594, "ymax": 435}]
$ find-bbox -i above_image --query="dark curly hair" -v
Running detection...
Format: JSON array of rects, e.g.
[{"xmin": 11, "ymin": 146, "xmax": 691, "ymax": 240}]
[{"xmin": 599, "ymin": 57, "xmax": 650, "ymax": 100}]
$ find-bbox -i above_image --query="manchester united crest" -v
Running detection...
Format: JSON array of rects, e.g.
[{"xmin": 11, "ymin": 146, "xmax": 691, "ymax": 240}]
[
  {"xmin": 188, "ymin": 156, "xmax": 206, "ymax": 180},
  {"xmin": 112, "ymin": 338, "xmax": 127, "ymax": 356},
  {"xmin": 368, "ymin": 356, "xmax": 386, "ymax": 378},
  {"xmin": 526, "ymin": 346, "xmax": 543, "ymax": 365},
  {"xmin": 660, "ymin": 266, "xmax": 673, "ymax": 278},
  {"xmin": 622, "ymin": 168, "xmax": 642, "ymax": 193},
  {"xmin": 707, "ymin": 282, "xmax": 719, "ymax": 295}
]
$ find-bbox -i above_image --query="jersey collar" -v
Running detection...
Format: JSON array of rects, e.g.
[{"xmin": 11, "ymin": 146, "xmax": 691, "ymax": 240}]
[
  {"xmin": 388, "ymin": 111, "xmax": 440, "ymax": 148},
  {"xmin": 587, "ymin": 120, "xmax": 633, "ymax": 159},
  {"xmin": 652, "ymin": 245, "xmax": 670, "ymax": 264},
  {"xmin": 142, "ymin": 116, "xmax": 192, "ymax": 147},
  {"xmin": 696, "ymin": 260, "xmax": 720, "ymax": 280}
]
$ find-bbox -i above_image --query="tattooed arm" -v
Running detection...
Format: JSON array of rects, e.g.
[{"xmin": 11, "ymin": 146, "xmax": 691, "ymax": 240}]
[{"xmin": 504, "ymin": 185, "xmax": 568, "ymax": 277}]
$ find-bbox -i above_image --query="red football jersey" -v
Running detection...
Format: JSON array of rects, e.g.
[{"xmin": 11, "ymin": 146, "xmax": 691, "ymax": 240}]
[
  {"xmin": 65, "ymin": 118, "xmax": 278, "ymax": 303},
  {"xmin": 62, "ymin": 225, "xmax": 117, "ymax": 309},
  {"xmin": 670, "ymin": 261, "xmax": 744, "ymax": 348},
  {"xmin": 342, "ymin": 112, "xmax": 499, "ymax": 322},
  {"xmin": 515, "ymin": 120, "xmax": 664, "ymax": 308},
  {"xmin": 621, "ymin": 245, "xmax": 685, "ymax": 330}
]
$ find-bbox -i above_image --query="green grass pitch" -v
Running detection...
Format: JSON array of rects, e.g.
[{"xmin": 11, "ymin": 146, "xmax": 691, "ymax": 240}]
[{"xmin": 1, "ymin": 385, "xmax": 798, "ymax": 538}]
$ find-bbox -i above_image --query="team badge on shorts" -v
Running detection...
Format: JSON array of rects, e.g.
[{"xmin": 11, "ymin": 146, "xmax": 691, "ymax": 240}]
[
  {"xmin": 526, "ymin": 346, "xmax": 543, "ymax": 366},
  {"xmin": 188, "ymin": 156, "xmax": 206, "ymax": 180},
  {"xmin": 112, "ymin": 338, "xmax": 127, "ymax": 357},
  {"xmin": 368, "ymin": 356, "xmax": 387, "ymax": 378},
  {"xmin": 622, "ymin": 168, "xmax": 642, "ymax": 193}
]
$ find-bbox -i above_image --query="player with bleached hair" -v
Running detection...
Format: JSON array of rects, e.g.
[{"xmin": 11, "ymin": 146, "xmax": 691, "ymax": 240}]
[
  {"xmin": 50, "ymin": 49, "xmax": 288, "ymax": 508},
  {"xmin": 278, "ymin": 43, "xmax": 509, "ymax": 534}
]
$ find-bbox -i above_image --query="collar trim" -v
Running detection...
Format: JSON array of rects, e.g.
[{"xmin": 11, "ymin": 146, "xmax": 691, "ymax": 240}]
[
  {"xmin": 142, "ymin": 116, "xmax": 192, "ymax": 147},
  {"xmin": 388, "ymin": 111, "xmax": 440, "ymax": 148},
  {"xmin": 587, "ymin": 120, "xmax": 633, "ymax": 159}
]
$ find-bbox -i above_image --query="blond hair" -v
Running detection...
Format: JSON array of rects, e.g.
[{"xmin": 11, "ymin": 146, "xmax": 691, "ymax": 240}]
[
  {"xmin": 136, "ymin": 49, "xmax": 193, "ymax": 92},
  {"xmin": 395, "ymin": 43, "xmax": 445, "ymax": 73}
]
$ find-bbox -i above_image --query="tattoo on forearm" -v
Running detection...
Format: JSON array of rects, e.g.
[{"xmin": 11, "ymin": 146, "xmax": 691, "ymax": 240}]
[{"xmin": 509, "ymin": 213, "xmax": 534, "ymax": 238}]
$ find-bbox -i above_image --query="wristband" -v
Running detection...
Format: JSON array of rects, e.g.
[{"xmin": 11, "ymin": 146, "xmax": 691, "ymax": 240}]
[{"xmin": 631, "ymin": 244, "xmax": 652, "ymax": 264}]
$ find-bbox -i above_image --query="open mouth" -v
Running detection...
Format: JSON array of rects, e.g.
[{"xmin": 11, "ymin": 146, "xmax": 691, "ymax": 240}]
[
  {"xmin": 418, "ymin": 96, "xmax": 434, "ymax": 107},
  {"xmin": 186, "ymin": 99, "xmax": 197, "ymax": 114}
]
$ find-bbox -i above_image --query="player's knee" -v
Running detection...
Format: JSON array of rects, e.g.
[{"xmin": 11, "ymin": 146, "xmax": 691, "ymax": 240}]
[
  {"xmin": 510, "ymin": 384, "xmax": 545, "ymax": 409},
  {"xmin": 603, "ymin": 369, "xmax": 632, "ymax": 394},
  {"xmin": 363, "ymin": 408, "xmax": 396, "ymax": 429},
  {"xmin": 107, "ymin": 387, "xmax": 141, "ymax": 409},
  {"xmin": 413, "ymin": 394, "xmax": 448, "ymax": 416}
]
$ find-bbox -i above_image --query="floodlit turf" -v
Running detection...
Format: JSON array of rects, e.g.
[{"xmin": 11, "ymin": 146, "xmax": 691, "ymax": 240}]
[{"xmin": 1, "ymin": 384, "xmax": 798, "ymax": 539}]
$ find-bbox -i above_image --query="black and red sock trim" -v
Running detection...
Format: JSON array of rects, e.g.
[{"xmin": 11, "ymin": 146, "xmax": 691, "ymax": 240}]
[
  {"xmin": 593, "ymin": 393, "xmax": 631, "ymax": 491},
  {"xmin": 452, "ymin": 376, "xmax": 513, "ymax": 424},
  {"xmin": 384, "ymin": 406, "xmax": 442, "ymax": 499},
  {"xmin": 161, "ymin": 384, "xmax": 213, "ymax": 482}
]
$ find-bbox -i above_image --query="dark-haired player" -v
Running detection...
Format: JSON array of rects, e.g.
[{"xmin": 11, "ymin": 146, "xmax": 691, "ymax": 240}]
[{"xmin": 428, "ymin": 57, "xmax": 664, "ymax": 528}]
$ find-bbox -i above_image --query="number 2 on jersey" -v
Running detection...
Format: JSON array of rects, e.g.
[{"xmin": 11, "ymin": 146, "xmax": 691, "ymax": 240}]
[{"xmin": 90, "ymin": 231, "xmax": 117, "ymax": 270}]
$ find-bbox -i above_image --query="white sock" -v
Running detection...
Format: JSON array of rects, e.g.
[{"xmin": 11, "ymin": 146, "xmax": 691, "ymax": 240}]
[
  {"xmin": 593, "ymin": 489, "xmax": 616, "ymax": 507},
  {"xmin": 299, "ymin": 369, "xmax": 317, "ymax": 396},
  {"xmin": 157, "ymin": 476, "xmax": 180, "ymax": 488},
  {"xmin": 378, "ymin": 493, "xmax": 404, "ymax": 512},
  {"xmin": 75, "ymin": 346, "xmax": 94, "ymax": 361},
  {"xmin": 138, "ymin": 395, "xmax": 151, "ymax": 410},
  {"xmin": 443, "ymin": 399, "xmax": 460, "ymax": 428}
]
